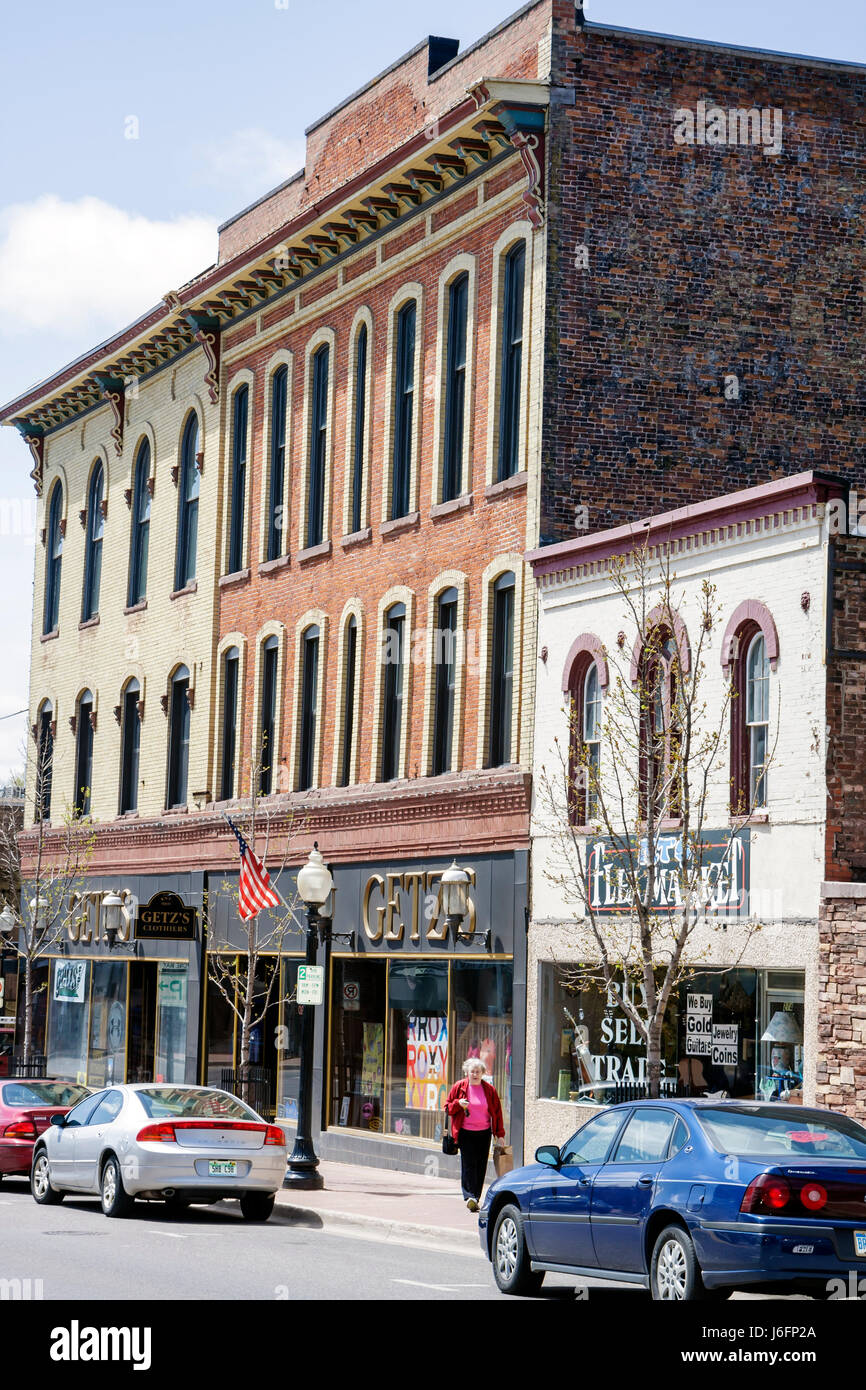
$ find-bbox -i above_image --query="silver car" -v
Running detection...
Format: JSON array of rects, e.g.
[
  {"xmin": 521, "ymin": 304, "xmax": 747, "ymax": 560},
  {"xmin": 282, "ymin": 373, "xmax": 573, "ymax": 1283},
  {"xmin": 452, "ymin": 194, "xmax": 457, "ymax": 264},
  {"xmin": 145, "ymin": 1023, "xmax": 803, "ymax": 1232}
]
[{"xmin": 30, "ymin": 1084, "xmax": 286, "ymax": 1221}]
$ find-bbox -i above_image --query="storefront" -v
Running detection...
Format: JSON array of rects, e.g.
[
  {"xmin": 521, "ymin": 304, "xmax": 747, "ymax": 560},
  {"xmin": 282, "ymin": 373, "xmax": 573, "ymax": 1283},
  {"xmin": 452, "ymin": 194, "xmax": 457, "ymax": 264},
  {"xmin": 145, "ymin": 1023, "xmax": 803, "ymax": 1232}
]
[{"xmin": 13, "ymin": 874, "xmax": 203, "ymax": 1086}]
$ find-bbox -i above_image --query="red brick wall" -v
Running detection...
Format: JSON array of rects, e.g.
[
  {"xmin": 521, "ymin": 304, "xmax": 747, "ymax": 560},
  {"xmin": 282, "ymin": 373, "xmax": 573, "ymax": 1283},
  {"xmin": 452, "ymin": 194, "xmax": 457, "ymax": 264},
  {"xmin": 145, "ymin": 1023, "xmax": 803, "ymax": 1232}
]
[{"xmin": 542, "ymin": 15, "xmax": 866, "ymax": 542}]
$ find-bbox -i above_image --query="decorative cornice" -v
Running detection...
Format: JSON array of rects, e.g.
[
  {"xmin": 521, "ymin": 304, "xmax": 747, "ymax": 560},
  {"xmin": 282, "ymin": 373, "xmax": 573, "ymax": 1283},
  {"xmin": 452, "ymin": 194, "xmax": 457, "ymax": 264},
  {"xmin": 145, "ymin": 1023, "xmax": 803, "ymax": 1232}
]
[
  {"xmin": 93, "ymin": 373, "xmax": 125, "ymax": 456},
  {"xmin": 184, "ymin": 312, "xmax": 221, "ymax": 405},
  {"xmin": 15, "ymin": 422, "xmax": 44, "ymax": 496}
]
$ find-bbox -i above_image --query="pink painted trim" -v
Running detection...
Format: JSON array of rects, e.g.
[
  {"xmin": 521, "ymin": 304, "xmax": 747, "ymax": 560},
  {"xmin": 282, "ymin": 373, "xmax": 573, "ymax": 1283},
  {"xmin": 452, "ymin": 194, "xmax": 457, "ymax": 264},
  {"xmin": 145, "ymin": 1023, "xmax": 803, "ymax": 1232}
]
[
  {"xmin": 562, "ymin": 633, "xmax": 609, "ymax": 693},
  {"xmin": 527, "ymin": 472, "xmax": 846, "ymax": 577},
  {"xmin": 629, "ymin": 606, "xmax": 692, "ymax": 683},
  {"xmin": 721, "ymin": 600, "xmax": 780, "ymax": 671}
]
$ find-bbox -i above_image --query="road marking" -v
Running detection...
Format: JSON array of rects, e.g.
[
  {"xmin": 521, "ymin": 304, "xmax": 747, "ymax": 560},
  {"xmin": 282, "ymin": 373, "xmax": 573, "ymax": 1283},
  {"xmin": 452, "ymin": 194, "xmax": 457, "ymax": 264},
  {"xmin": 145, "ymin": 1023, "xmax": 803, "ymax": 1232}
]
[
  {"xmin": 151, "ymin": 1230, "xmax": 188, "ymax": 1239},
  {"xmin": 392, "ymin": 1279, "xmax": 486, "ymax": 1292}
]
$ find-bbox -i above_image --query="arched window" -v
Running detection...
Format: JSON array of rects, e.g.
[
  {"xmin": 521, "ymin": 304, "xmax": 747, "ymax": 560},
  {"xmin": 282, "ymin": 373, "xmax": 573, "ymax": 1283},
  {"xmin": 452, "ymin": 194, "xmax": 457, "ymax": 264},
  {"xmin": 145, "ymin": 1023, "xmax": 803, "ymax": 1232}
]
[
  {"xmin": 567, "ymin": 663, "xmax": 602, "ymax": 823},
  {"xmin": 220, "ymin": 647, "xmax": 240, "ymax": 801},
  {"xmin": 119, "ymin": 679, "xmax": 141, "ymax": 814},
  {"xmin": 381, "ymin": 603, "xmax": 406, "ymax": 781},
  {"xmin": 81, "ymin": 463, "xmax": 104, "ymax": 622},
  {"xmin": 442, "ymin": 275, "xmax": 468, "ymax": 502},
  {"xmin": 307, "ymin": 345, "xmax": 329, "ymax": 548},
  {"xmin": 228, "ymin": 384, "xmax": 249, "ymax": 574},
  {"xmin": 267, "ymin": 366, "xmax": 288, "ymax": 562},
  {"xmin": 259, "ymin": 637, "xmax": 279, "ymax": 796},
  {"xmin": 350, "ymin": 326, "xmax": 368, "ymax": 534},
  {"xmin": 167, "ymin": 667, "xmax": 190, "ymax": 809},
  {"xmin": 128, "ymin": 440, "xmax": 151, "ymax": 607},
  {"xmin": 432, "ymin": 587, "xmax": 458, "ymax": 776},
  {"xmin": 391, "ymin": 302, "xmax": 416, "ymax": 520},
  {"xmin": 488, "ymin": 572, "xmax": 515, "ymax": 767},
  {"xmin": 639, "ymin": 630, "xmax": 682, "ymax": 820},
  {"xmin": 175, "ymin": 416, "xmax": 200, "ymax": 590},
  {"xmin": 43, "ymin": 483, "xmax": 63, "ymax": 635},
  {"xmin": 35, "ymin": 700, "xmax": 54, "ymax": 822},
  {"xmin": 298, "ymin": 626, "xmax": 320, "ymax": 792},
  {"xmin": 74, "ymin": 690, "xmax": 94, "ymax": 817},
  {"xmin": 497, "ymin": 242, "xmax": 526, "ymax": 482},
  {"xmin": 338, "ymin": 616, "xmax": 358, "ymax": 788},
  {"xmin": 730, "ymin": 627, "xmax": 771, "ymax": 811}
]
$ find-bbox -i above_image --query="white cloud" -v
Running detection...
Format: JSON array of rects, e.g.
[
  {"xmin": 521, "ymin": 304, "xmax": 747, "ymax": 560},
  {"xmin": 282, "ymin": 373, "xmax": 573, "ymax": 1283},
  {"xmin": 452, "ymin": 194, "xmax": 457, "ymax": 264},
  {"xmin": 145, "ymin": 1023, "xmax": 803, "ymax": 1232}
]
[
  {"xmin": 0, "ymin": 195, "xmax": 217, "ymax": 337},
  {"xmin": 195, "ymin": 128, "xmax": 306, "ymax": 202}
]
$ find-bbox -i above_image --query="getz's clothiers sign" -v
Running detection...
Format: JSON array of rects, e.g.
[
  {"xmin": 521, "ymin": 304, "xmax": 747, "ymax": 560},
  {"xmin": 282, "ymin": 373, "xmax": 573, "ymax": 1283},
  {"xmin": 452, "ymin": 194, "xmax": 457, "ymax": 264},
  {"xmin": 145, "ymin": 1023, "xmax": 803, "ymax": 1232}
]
[
  {"xmin": 362, "ymin": 868, "xmax": 477, "ymax": 944},
  {"xmin": 587, "ymin": 831, "xmax": 749, "ymax": 916}
]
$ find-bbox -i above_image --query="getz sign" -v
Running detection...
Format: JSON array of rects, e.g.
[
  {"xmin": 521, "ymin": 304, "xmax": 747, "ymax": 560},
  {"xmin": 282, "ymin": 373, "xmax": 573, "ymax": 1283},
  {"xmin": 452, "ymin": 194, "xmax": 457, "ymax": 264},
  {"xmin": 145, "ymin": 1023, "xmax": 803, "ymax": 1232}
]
[
  {"xmin": 65, "ymin": 891, "xmax": 132, "ymax": 946},
  {"xmin": 362, "ymin": 868, "xmax": 477, "ymax": 945}
]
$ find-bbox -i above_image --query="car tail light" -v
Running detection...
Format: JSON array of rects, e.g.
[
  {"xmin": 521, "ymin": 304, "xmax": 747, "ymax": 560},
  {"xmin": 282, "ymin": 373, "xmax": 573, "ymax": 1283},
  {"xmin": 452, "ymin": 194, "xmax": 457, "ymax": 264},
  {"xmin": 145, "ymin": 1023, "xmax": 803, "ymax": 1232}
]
[
  {"xmin": 264, "ymin": 1126, "xmax": 286, "ymax": 1146},
  {"xmin": 3, "ymin": 1120, "xmax": 37, "ymax": 1139},
  {"xmin": 741, "ymin": 1173, "xmax": 791, "ymax": 1213},
  {"xmin": 801, "ymin": 1183, "xmax": 828, "ymax": 1212},
  {"xmin": 136, "ymin": 1122, "xmax": 176, "ymax": 1143}
]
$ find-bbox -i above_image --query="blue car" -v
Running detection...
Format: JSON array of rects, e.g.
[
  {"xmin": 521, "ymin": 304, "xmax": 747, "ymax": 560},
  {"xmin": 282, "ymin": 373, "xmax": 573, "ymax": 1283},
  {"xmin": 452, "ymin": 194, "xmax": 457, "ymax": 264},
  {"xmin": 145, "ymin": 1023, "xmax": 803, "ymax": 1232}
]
[{"xmin": 479, "ymin": 1099, "xmax": 866, "ymax": 1299}]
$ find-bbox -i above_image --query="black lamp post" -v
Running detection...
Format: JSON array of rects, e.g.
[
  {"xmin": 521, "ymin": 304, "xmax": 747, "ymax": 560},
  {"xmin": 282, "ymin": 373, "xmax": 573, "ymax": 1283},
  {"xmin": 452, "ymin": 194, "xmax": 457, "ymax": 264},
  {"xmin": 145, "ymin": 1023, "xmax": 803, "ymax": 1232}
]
[{"xmin": 283, "ymin": 844, "xmax": 333, "ymax": 1191}]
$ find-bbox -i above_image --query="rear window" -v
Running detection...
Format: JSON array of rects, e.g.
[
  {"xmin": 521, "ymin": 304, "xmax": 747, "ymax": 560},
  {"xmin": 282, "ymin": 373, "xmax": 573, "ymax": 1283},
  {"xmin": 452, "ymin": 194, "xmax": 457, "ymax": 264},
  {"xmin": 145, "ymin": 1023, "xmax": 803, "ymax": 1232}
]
[
  {"xmin": 698, "ymin": 1107, "xmax": 866, "ymax": 1159},
  {"xmin": 2, "ymin": 1082, "xmax": 90, "ymax": 1108},
  {"xmin": 136, "ymin": 1087, "xmax": 259, "ymax": 1121}
]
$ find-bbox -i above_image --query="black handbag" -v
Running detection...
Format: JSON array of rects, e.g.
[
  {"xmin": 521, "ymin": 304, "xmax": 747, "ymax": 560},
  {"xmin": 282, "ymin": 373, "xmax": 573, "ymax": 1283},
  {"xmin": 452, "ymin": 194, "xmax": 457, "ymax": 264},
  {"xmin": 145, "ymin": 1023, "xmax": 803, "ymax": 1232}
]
[{"xmin": 442, "ymin": 1110, "xmax": 458, "ymax": 1156}]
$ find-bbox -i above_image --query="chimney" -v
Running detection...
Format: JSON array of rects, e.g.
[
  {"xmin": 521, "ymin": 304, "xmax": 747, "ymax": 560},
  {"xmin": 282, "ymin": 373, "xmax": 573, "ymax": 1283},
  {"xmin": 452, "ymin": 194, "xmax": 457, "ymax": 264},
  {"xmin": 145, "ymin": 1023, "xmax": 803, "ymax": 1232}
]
[{"xmin": 427, "ymin": 35, "xmax": 460, "ymax": 77}]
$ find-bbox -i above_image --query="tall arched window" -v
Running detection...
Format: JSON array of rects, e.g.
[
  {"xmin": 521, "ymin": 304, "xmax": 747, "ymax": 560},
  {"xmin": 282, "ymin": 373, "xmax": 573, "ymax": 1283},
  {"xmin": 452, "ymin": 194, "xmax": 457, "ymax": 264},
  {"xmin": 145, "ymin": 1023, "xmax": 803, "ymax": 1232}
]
[
  {"xmin": 267, "ymin": 366, "xmax": 288, "ymax": 562},
  {"xmin": 74, "ymin": 690, "xmax": 94, "ymax": 817},
  {"xmin": 381, "ymin": 603, "xmax": 406, "ymax": 782},
  {"xmin": 488, "ymin": 572, "xmax": 515, "ymax": 767},
  {"xmin": 746, "ymin": 634, "xmax": 770, "ymax": 808},
  {"xmin": 220, "ymin": 647, "xmax": 240, "ymax": 801},
  {"xmin": 298, "ymin": 626, "xmax": 320, "ymax": 792},
  {"xmin": 350, "ymin": 326, "xmax": 368, "ymax": 534},
  {"xmin": 432, "ymin": 587, "xmax": 458, "ymax": 776},
  {"xmin": 497, "ymin": 242, "xmax": 526, "ymax": 481},
  {"xmin": 442, "ymin": 274, "xmax": 468, "ymax": 502},
  {"xmin": 43, "ymin": 483, "xmax": 63, "ymax": 635},
  {"xmin": 81, "ymin": 463, "xmax": 104, "ymax": 622},
  {"xmin": 128, "ymin": 440, "xmax": 151, "ymax": 607},
  {"xmin": 35, "ymin": 700, "xmax": 54, "ymax": 822},
  {"xmin": 307, "ymin": 345, "xmax": 329, "ymax": 548},
  {"xmin": 119, "ymin": 679, "xmax": 141, "ymax": 814},
  {"xmin": 391, "ymin": 302, "xmax": 416, "ymax": 520},
  {"xmin": 175, "ymin": 416, "xmax": 200, "ymax": 590},
  {"xmin": 338, "ymin": 615, "xmax": 358, "ymax": 788},
  {"xmin": 228, "ymin": 384, "xmax": 249, "ymax": 574},
  {"xmin": 639, "ymin": 630, "xmax": 682, "ymax": 820},
  {"xmin": 567, "ymin": 661, "xmax": 602, "ymax": 824},
  {"xmin": 259, "ymin": 637, "xmax": 279, "ymax": 795},
  {"xmin": 167, "ymin": 666, "xmax": 191, "ymax": 809}
]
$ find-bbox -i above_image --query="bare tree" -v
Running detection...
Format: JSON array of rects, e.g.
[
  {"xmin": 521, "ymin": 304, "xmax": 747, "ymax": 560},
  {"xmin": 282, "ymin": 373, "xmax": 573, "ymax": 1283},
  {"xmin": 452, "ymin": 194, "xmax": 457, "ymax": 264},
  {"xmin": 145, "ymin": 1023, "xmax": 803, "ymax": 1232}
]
[{"xmin": 536, "ymin": 542, "xmax": 777, "ymax": 1097}]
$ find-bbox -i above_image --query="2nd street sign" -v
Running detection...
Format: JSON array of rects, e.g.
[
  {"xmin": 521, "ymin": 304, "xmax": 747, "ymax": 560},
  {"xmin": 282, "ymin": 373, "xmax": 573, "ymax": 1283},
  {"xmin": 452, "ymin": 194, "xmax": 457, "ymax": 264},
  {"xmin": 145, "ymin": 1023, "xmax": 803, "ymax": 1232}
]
[{"xmin": 297, "ymin": 965, "xmax": 325, "ymax": 1006}]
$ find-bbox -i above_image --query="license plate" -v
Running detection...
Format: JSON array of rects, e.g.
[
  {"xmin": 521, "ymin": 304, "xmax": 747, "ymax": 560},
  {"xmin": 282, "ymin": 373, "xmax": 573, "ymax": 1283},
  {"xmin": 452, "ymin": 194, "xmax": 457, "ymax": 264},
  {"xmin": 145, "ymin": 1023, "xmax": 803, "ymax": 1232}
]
[
  {"xmin": 208, "ymin": 1160, "xmax": 237, "ymax": 1177},
  {"xmin": 854, "ymin": 1231, "xmax": 866, "ymax": 1257}
]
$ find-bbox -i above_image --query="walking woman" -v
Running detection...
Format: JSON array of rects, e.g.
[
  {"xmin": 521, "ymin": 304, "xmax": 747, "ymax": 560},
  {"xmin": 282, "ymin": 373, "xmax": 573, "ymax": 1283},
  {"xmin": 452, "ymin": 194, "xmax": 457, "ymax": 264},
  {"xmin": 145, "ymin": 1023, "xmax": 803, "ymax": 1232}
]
[{"xmin": 444, "ymin": 1058, "xmax": 506, "ymax": 1211}]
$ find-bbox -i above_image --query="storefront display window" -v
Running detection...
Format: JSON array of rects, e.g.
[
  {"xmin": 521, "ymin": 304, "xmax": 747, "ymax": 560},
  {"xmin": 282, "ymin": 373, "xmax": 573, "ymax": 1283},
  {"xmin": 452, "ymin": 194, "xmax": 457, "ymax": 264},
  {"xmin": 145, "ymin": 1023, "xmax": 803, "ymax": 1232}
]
[
  {"xmin": 155, "ymin": 962, "xmax": 188, "ymax": 1084},
  {"xmin": 386, "ymin": 961, "xmax": 448, "ymax": 1141},
  {"xmin": 452, "ymin": 962, "xmax": 512, "ymax": 1140},
  {"xmin": 47, "ymin": 959, "xmax": 91, "ymax": 1082},
  {"xmin": 205, "ymin": 964, "xmax": 236, "ymax": 1089},
  {"xmin": 88, "ymin": 961, "xmax": 127, "ymax": 1087},
  {"xmin": 330, "ymin": 958, "xmax": 386, "ymax": 1131}
]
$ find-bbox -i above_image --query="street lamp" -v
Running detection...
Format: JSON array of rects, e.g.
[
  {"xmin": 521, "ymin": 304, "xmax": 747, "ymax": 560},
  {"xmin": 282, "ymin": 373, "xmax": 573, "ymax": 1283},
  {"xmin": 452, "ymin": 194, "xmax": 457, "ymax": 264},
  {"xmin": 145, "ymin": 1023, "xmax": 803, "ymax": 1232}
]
[
  {"xmin": 102, "ymin": 891, "xmax": 125, "ymax": 949},
  {"xmin": 284, "ymin": 844, "xmax": 333, "ymax": 1191},
  {"xmin": 0, "ymin": 904, "xmax": 16, "ymax": 936},
  {"xmin": 440, "ymin": 861, "xmax": 489, "ymax": 948},
  {"xmin": 29, "ymin": 893, "xmax": 49, "ymax": 932}
]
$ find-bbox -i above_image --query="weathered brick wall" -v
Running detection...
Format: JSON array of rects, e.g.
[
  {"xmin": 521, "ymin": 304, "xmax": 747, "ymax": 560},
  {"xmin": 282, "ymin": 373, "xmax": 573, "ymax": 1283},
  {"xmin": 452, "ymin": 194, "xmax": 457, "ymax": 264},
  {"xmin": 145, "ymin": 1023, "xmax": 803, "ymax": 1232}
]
[
  {"xmin": 543, "ymin": 9, "xmax": 866, "ymax": 542},
  {"xmin": 825, "ymin": 532, "xmax": 866, "ymax": 881},
  {"xmin": 816, "ymin": 890, "xmax": 866, "ymax": 1115}
]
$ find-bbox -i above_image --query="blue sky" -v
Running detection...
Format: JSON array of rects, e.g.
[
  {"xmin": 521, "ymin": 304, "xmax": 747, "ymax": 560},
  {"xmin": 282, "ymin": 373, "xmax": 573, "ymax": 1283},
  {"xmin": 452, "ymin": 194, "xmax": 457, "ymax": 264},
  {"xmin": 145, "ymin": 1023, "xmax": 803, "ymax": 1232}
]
[{"xmin": 0, "ymin": 0, "xmax": 863, "ymax": 778}]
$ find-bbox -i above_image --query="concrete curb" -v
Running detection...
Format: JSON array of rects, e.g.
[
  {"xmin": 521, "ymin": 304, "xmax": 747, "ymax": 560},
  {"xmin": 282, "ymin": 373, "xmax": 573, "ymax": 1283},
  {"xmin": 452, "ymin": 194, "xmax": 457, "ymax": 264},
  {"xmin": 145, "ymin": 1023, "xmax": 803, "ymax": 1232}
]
[{"xmin": 271, "ymin": 1199, "xmax": 485, "ymax": 1256}]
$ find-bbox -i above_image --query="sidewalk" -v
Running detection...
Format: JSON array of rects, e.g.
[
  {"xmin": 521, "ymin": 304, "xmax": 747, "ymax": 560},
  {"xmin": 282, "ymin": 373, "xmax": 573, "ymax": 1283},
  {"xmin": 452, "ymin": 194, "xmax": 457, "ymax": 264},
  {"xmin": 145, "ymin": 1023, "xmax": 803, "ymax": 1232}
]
[{"xmin": 273, "ymin": 1159, "xmax": 487, "ymax": 1255}]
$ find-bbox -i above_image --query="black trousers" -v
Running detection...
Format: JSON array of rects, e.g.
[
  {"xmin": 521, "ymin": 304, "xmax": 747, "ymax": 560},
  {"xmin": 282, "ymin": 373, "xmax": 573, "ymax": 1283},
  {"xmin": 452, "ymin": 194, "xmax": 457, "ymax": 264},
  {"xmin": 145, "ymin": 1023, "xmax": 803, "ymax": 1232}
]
[{"xmin": 458, "ymin": 1127, "xmax": 491, "ymax": 1201}]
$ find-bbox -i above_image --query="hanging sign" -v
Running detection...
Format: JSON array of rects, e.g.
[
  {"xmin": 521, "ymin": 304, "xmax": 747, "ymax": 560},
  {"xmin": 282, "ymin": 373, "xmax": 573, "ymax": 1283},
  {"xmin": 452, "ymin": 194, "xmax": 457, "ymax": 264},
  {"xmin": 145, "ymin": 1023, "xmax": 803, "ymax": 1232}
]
[{"xmin": 136, "ymin": 892, "xmax": 197, "ymax": 939}]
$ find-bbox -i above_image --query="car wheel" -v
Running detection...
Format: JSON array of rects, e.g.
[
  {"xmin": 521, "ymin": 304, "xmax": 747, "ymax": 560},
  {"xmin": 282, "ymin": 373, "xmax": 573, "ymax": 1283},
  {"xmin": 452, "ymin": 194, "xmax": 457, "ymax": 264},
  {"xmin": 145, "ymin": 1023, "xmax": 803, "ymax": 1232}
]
[
  {"xmin": 651, "ymin": 1224, "xmax": 710, "ymax": 1301},
  {"xmin": 100, "ymin": 1156, "xmax": 134, "ymax": 1218},
  {"xmin": 240, "ymin": 1192, "xmax": 276, "ymax": 1222},
  {"xmin": 491, "ymin": 1204, "xmax": 544, "ymax": 1297},
  {"xmin": 31, "ymin": 1150, "xmax": 64, "ymax": 1205}
]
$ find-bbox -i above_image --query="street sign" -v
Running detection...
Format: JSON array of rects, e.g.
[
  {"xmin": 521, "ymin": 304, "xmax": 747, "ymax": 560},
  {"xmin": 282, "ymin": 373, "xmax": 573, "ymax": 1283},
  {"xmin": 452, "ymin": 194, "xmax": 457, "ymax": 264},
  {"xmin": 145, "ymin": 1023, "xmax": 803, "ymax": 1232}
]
[
  {"xmin": 297, "ymin": 965, "xmax": 325, "ymax": 1005},
  {"xmin": 342, "ymin": 981, "xmax": 360, "ymax": 1012}
]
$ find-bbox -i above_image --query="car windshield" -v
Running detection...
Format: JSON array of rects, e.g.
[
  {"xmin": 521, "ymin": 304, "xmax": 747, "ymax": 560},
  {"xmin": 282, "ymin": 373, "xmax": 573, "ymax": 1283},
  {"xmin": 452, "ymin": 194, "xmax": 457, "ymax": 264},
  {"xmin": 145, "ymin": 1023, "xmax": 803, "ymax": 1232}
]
[
  {"xmin": 1, "ymin": 1082, "xmax": 90, "ymax": 1108},
  {"xmin": 698, "ymin": 1107, "xmax": 866, "ymax": 1159},
  {"xmin": 136, "ymin": 1087, "xmax": 260, "ymax": 1121}
]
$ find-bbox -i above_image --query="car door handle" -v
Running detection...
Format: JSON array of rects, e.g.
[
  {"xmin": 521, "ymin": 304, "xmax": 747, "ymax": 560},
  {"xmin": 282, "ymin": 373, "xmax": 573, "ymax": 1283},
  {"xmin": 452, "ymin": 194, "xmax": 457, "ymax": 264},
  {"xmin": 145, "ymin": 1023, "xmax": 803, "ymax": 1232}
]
[
  {"xmin": 579, "ymin": 1177, "xmax": 592, "ymax": 1187},
  {"xmin": 638, "ymin": 1174, "xmax": 654, "ymax": 1187}
]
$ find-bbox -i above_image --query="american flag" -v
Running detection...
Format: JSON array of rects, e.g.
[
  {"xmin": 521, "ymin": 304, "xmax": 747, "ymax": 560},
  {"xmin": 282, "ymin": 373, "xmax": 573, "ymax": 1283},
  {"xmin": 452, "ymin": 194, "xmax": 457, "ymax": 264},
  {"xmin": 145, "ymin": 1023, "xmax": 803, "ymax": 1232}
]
[{"xmin": 224, "ymin": 815, "xmax": 281, "ymax": 921}]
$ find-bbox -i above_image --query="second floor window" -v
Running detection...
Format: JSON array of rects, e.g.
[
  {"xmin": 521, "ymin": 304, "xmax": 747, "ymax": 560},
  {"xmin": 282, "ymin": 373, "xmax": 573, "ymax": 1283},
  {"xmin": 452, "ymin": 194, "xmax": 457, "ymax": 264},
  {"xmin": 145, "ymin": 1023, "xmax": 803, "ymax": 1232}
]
[
  {"xmin": 569, "ymin": 662, "xmax": 602, "ymax": 824},
  {"xmin": 175, "ymin": 416, "xmax": 200, "ymax": 591},
  {"xmin": 391, "ymin": 302, "xmax": 416, "ymax": 519},
  {"xmin": 36, "ymin": 702, "xmax": 54, "ymax": 822},
  {"xmin": 497, "ymin": 242, "xmax": 526, "ymax": 481},
  {"xmin": 488, "ymin": 573, "xmax": 515, "ymax": 767},
  {"xmin": 298, "ymin": 626, "xmax": 320, "ymax": 793},
  {"xmin": 443, "ymin": 275, "xmax": 468, "ymax": 502},
  {"xmin": 432, "ymin": 588, "xmax": 458, "ymax": 776},
  {"xmin": 167, "ymin": 667, "xmax": 191, "ymax": 809},
  {"xmin": 267, "ymin": 366, "xmax": 288, "ymax": 562},
  {"xmin": 746, "ymin": 633, "xmax": 769, "ymax": 808},
  {"xmin": 381, "ymin": 603, "xmax": 406, "ymax": 782},
  {"xmin": 350, "ymin": 325, "xmax": 368, "ymax": 534},
  {"xmin": 119, "ymin": 679, "xmax": 141, "ymax": 815},
  {"xmin": 81, "ymin": 463, "xmax": 104, "ymax": 622},
  {"xmin": 220, "ymin": 647, "xmax": 239, "ymax": 801},
  {"xmin": 339, "ymin": 616, "xmax": 358, "ymax": 788},
  {"xmin": 259, "ymin": 637, "xmax": 279, "ymax": 795},
  {"xmin": 74, "ymin": 690, "xmax": 94, "ymax": 817},
  {"xmin": 128, "ymin": 441, "xmax": 150, "ymax": 607},
  {"xmin": 43, "ymin": 483, "xmax": 63, "ymax": 635},
  {"xmin": 640, "ymin": 632, "xmax": 681, "ymax": 821},
  {"xmin": 228, "ymin": 384, "xmax": 249, "ymax": 574},
  {"xmin": 307, "ymin": 345, "xmax": 329, "ymax": 548}
]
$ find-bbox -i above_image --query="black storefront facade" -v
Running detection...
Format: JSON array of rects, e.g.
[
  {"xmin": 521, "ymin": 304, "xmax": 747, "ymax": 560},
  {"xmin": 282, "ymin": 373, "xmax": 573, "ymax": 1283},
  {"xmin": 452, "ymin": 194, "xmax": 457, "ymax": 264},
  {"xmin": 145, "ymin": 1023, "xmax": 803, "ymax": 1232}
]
[{"xmin": 206, "ymin": 850, "xmax": 528, "ymax": 1173}]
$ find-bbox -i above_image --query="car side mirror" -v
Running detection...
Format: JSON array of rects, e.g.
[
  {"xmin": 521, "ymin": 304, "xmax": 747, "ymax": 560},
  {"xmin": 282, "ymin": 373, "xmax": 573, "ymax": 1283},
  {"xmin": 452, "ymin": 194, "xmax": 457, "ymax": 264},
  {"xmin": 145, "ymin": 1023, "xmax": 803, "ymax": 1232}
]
[
  {"xmin": 535, "ymin": 1144, "xmax": 561, "ymax": 1168},
  {"xmin": 50, "ymin": 1114, "xmax": 66, "ymax": 1127}
]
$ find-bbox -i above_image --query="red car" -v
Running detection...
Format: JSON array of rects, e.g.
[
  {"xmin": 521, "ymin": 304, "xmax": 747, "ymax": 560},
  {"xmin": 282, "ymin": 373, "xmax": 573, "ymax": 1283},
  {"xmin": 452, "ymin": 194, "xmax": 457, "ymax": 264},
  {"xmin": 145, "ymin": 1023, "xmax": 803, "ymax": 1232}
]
[{"xmin": 0, "ymin": 1080, "xmax": 91, "ymax": 1179}]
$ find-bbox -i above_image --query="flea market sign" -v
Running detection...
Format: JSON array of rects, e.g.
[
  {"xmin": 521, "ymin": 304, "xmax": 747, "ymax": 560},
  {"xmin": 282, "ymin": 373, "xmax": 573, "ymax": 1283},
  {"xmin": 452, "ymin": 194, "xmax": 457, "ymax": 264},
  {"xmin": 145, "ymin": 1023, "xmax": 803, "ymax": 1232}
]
[
  {"xmin": 136, "ymin": 892, "xmax": 197, "ymax": 940},
  {"xmin": 587, "ymin": 830, "xmax": 749, "ymax": 916}
]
